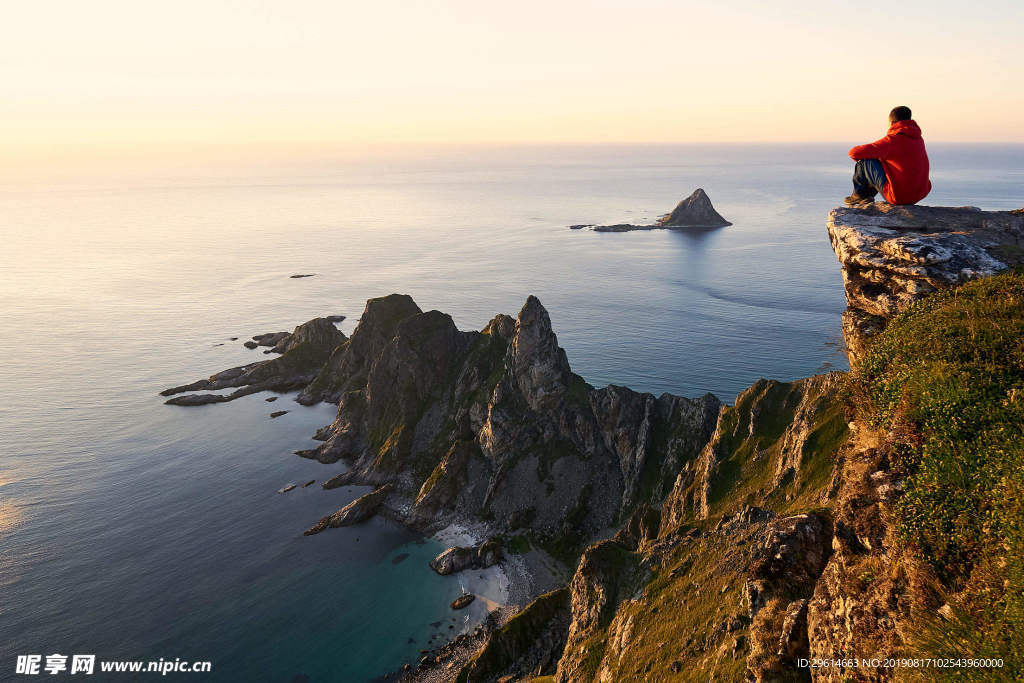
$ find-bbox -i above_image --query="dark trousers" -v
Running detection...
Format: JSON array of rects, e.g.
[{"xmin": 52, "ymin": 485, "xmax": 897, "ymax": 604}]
[{"xmin": 852, "ymin": 158, "xmax": 887, "ymax": 199}]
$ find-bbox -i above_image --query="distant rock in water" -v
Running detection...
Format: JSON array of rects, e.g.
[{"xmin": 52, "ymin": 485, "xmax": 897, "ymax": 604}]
[
  {"xmin": 290, "ymin": 273, "xmax": 316, "ymax": 279},
  {"xmin": 571, "ymin": 188, "xmax": 731, "ymax": 232},
  {"xmin": 656, "ymin": 188, "xmax": 732, "ymax": 228}
]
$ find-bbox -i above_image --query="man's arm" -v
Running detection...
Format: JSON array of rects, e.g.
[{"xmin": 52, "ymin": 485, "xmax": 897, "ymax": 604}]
[{"xmin": 849, "ymin": 135, "xmax": 893, "ymax": 160}]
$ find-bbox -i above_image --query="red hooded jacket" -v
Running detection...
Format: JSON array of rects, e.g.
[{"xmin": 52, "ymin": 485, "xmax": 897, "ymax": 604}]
[{"xmin": 849, "ymin": 119, "xmax": 931, "ymax": 205}]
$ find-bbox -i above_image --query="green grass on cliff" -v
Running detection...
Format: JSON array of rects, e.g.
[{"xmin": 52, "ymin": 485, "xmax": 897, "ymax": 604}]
[{"xmin": 850, "ymin": 272, "xmax": 1024, "ymax": 675}]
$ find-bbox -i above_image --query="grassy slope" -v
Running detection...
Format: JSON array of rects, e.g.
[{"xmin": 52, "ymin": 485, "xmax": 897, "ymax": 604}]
[
  {"xmin": 849, "ymin": 272, "xmax": 1024, "ymax": 678},
  {"xmin": 594, "ymin": 378, "xmax": 848, "ymax": 681}
]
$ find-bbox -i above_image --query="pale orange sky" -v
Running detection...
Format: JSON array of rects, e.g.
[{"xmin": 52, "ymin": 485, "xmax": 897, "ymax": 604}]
[{"xmin": 3, "ymin": 0, "xmax": 1023, "ymax": 156}]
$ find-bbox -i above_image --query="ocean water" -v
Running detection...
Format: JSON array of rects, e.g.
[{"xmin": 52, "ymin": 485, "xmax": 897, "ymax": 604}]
[{"xmin": 1, "ymin": 143, "xmax": 1021, "ymax": 682}]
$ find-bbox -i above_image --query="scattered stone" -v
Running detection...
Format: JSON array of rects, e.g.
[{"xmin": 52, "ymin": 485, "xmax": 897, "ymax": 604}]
[
  {"xmin": 270, "ymin": 411, "xmax": 289, "ymax": 418},
  {"xmin": 301, "ymin": 480, "xmax": 315, "ymax": 488},
  {"xmin": 290, "ymin": 273, "xmax": 316, "ymax": 278},
  {"xmin": 277, "ymin": 485, "xmax": 296, "ymax": 494},
  {"xmin": 243, "ymin": 341, "xmax": 258, "ymax": 349},
  {"xmin": 265, "ymin": 396, "xmax": 278, "ymax": 402}
]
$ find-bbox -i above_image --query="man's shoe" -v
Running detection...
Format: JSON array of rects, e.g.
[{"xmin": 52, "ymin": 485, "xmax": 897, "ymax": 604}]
[{"xmin": 844, "ymin": 194, "xmax": 874, "ymax": 208}]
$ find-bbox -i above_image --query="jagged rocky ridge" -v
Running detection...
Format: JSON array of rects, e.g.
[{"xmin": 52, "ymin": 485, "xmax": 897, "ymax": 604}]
[
  {"xmin": 164, "ymin": 293, "xmax": 722, "ymax": 545},
  {"xmin": 570, "ymin": 188, "xmax": 731, "ymax": 232}
]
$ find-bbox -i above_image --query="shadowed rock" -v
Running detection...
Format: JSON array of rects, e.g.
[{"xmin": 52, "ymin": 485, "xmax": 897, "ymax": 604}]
[
  {"xmin": 303, "ymin": 484, "xmax": 392, "ymax": 535},
  {"xmin": 429, "ymin": 540, "xmax": 502, "ymax": 575}
]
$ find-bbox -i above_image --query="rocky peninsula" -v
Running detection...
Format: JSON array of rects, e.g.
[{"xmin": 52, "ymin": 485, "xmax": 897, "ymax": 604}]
[
  {"xmin": 570, "ymin": 188, "xmax": 731, "ymax": 232},
  {"xmin": 163, "ymin": 201, "xmax": 1023, "ymax": 681}
]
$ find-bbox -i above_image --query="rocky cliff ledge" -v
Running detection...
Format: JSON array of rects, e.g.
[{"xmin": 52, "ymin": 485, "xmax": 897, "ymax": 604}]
[{"xmin": 827, "ymin": 203, "xmax": 1024, "ymax": 362}]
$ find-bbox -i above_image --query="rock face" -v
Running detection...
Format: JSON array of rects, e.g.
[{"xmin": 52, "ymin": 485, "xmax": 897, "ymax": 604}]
[
  {"xmin": 744, "ymin": 513, "xmax": 832, "ymax": 681},
  {"xmin": 827, "ymin": 203, "xmax": 1024, "ymax": 362},
  {"xmin": 456, "ymin": 588, "xmax": 571, "ymax": 683},
  {"xmin": 570, "ymin": 188, "xmax": 731, "ymax": 232},
  {"xmin": 267, "ymin": 293, "xmax": 718, "ymax": 545}
]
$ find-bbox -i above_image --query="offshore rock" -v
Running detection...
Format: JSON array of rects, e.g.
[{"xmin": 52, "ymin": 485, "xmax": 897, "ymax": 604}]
[
  {"xmin": 656, "ymin": 188, "xmax": 732, "ymax": 228},
  {"xmin": 572, "ymin": 188, "xmax": 731, "ymax": 232},
  {"xmin": 827, "ymin": 203, "xmax": 1024, "ymax": 362}
]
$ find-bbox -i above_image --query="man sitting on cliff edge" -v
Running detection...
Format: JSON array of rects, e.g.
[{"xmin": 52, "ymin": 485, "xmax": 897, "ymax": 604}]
[{"xmin": 845, "ymin": 106, "xmax": 931, "ymax": 207}]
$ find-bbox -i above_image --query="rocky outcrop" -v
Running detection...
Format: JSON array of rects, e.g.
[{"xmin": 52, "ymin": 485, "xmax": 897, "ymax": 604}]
[
  {"xmin": 554, "ymin": 540, "xmax": 643, "ymax": 683},
  {"xmin": 161, "ymin": 317, "xmax": 346, "ymax": 405},
  {"xmin": 456, "ymin": 588, "xmax": 572, "ymax": 683},
  {"xmin": 744, "ymin": 513, "xmax": 832, "ymax": 682},
  {"xmin": 429, "ymin": 541, "xmax": 502, "ymax": 575},
  {"xmin": 660, "ymin": 373, "xmax": 846, "ymax": 532},
  {"xmin": 570, "ymin": 188, "xmax": 731, "ymax": 232},
  {"xmin": 302, "ymin": 484, "xmax": 392, "ymax": 535},
  {"xmin": 827, "ymin": 203, "xmax": 1024, "ymax": 362}
]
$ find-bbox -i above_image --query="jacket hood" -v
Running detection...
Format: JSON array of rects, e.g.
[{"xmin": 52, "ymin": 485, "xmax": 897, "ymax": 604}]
[{"xmin": 888, "ymin": 119, "xmax": 922, "ymax": 138}]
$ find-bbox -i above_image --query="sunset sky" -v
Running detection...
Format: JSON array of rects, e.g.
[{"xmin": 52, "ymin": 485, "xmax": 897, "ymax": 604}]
[{"xmin": 4, "ymin": 0, "xmax": 1023, "ymax": 156}]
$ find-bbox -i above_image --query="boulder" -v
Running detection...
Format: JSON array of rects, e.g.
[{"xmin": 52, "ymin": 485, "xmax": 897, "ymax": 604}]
[
  {"xmin": 428, "ymin": 540, "xmax": 503, "ymax": 575},
  {"xmin": 451, "ymin": 593, "xmax": 476, "ymax": 610}
]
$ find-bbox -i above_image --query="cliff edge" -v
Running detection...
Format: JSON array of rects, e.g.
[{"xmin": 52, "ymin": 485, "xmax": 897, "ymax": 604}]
[{"xmin": 827, "ymin": 203, "xmax": 1024, "ymax": 362}]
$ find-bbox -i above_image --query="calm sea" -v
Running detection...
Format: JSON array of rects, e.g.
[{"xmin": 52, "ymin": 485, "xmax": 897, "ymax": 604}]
[{"xmin": 1, "ymin": 143, "xmax": 1021, "ymax": 681}]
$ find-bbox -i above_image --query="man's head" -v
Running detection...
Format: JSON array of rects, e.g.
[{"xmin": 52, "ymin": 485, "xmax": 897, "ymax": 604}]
[{"xmin": 889, "ymin": 106, "xmax": 912, "ymax": 123}]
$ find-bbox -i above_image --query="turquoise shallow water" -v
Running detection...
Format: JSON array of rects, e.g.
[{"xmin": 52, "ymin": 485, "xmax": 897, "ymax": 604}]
[{"xmin": 1, "ymin": 143, "xmax": 1021, "ymax": 681}]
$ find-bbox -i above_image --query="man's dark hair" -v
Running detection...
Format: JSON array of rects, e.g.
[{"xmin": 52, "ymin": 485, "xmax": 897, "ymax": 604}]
[{"xmin": 889, "ymin": 106, "xmax": 912, "ymax": 122}]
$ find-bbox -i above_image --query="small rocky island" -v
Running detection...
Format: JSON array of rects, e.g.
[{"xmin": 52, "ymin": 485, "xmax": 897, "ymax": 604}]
[{"xmin": 570, "ymin": 188, "xmax": 731, "ymax": 232}]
